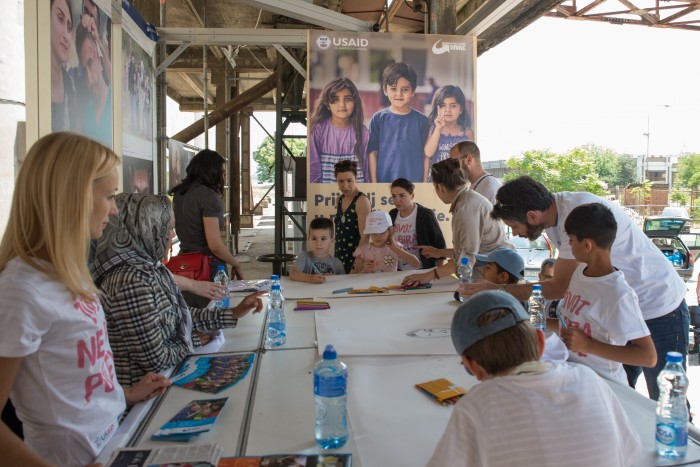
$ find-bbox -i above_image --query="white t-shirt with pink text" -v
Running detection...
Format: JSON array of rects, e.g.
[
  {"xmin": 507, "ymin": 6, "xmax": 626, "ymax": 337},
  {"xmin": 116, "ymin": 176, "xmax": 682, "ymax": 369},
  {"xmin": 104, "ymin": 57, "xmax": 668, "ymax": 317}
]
[
  {"xmin": 0, "ymin": 258, "xmax": 126, "ymax": 466},
  {"xmin": 392, "ymin": 205, "xmax": 419, "ymax": 271},
  {"xmin": 559, "ymin": 264, "xmax": 650, "ymax": 385}
]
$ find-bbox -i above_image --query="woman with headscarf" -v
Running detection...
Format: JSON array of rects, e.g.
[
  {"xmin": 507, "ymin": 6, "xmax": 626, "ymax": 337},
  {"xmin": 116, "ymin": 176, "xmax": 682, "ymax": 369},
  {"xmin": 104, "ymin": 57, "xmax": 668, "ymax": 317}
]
[{"xmin": 92, "ymin": 193, "xmax": 263, "ymax": 387}]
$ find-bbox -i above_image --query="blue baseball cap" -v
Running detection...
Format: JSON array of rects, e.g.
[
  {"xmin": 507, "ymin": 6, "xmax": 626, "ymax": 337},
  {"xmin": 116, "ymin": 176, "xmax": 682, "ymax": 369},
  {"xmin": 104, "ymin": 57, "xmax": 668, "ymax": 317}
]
[
  {"xmin": 474, "ymin": 247, "xmax": 524, "ymax": 280},
  {"xmin": 451, "ymin": 291, "xmax": 530, "ymax": 355}
]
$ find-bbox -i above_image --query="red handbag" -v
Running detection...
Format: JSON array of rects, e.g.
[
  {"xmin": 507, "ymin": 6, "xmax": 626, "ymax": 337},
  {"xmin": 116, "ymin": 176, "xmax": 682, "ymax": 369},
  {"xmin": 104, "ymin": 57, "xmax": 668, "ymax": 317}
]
[{"xmin": 165, "ymin": 252, "xmax": 212, "ymax": 281}]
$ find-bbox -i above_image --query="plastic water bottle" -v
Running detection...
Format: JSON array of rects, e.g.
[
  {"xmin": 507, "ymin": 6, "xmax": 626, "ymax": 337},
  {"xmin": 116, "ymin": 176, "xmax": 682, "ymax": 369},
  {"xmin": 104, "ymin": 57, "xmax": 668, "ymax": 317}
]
[
  {"xmin": 455, "ymin": 257, "xmax": 473, "ymax": 303},
  {"xmin": 266, "ymin": 284, "xmax": 286, "ymax": 346},
  {"xmin": 529, "ymin": 284, "xmax": 546, "ymax": 333},
  {"xmin": 270, "ymin": 274, "xmax": 285, "ymax": 309},
  {"xmin": 213, "ymin": 266, "xmax": 230, "ymax": 308},
  {"xmin": 314, "ymin": 345, "xmax": 348, "ymax": 449},
  {"xmin": 656, "ymin": 351, "xmax": 689, "ymax": 459},
  {"xmin": 457, "ymin": 257, "xmax": 473, "ymax": 285}
]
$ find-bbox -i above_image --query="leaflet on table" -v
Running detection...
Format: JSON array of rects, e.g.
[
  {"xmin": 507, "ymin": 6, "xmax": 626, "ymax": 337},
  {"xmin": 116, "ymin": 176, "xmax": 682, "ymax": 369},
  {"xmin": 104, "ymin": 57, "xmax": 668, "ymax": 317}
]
[
  {"xmin": 171, "ymin": 353, "xmax": 254, "ymax": 394},
  {"xmin": 151, "ymin": 398, "xmax": 228, "ymax": 441},
  {"xmin": 218, "ymin": 453, "xmax": 352, "ymax": 466},
  {"xmin": 105, "ymin": 442, "xmax": 223, "ymax": 467},
  {"xmin": 229, "ymin": 279, "xmax": 271, "ymax": 292}
]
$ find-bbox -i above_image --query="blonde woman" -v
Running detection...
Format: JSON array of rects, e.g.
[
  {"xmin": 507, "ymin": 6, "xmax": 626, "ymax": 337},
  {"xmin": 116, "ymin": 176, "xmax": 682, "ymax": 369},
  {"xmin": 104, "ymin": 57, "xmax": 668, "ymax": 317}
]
[{"xmin": 0, "ymin": 133, "xmax": 169, "ymax": 466}]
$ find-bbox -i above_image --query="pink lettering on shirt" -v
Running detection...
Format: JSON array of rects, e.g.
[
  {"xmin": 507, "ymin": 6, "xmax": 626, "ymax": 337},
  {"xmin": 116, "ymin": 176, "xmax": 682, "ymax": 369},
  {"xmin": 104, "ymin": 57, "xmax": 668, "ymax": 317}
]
[
  {"xmin": 76, "ymin": 319, "xmax": 117, "ymax": 402},
  {"xmin": 74, "ymin": 296, "xmax": 100, "ymax": 324}
]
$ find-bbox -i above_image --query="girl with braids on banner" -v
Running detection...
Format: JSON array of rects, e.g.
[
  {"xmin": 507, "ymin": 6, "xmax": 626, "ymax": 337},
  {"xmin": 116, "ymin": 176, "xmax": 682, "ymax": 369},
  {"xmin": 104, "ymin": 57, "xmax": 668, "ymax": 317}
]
[{"xmin": 309, "ymin": 77, "xmax": 369, "ymax": 183}]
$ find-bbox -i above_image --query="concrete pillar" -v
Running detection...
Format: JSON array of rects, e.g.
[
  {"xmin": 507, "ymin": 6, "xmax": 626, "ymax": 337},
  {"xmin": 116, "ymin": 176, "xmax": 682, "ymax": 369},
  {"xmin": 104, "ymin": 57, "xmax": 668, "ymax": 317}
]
[
  {"xmin": 0, "ymin": 1, "xmax": 27, "ymax": 237},
  {"xmin": 240, "ymin": 108, "xmax": 254, "ymax": 228}
]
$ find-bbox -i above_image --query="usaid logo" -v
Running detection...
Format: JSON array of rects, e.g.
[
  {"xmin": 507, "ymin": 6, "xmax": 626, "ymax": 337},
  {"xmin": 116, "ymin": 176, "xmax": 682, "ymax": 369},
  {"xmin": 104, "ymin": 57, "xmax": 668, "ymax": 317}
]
[
  {"xmin": 432, "ymin": 39, "xmax": 467, "ymax": 55},
  {"xmin": 317, "ymin": 35, "xmax": 331, "ymax": 50}
]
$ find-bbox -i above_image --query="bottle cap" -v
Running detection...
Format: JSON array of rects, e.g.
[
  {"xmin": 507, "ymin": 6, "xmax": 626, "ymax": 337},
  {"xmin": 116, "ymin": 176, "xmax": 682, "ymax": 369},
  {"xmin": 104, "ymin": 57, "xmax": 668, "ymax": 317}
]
[
  {"xmin": 271, "ymin": 284, "xmax": 281, "ymax": 291},
  {"xmin": 532, "ymin": 284, "xmax": 542, "ymax": 291},
  {"xmin": 460, "ymin": 257, "xmax": 469, "ymax": 265},
  {"xmin": 217, "ymin": 265, "xmax": 226, "ymax": 271},
  {"xmin": 666, "ymin": 351, "xmax": 683, "ymax": 363},
  {"xmin": 323, "ymin": 344, "xmax": 337, "ymax": 360},
  {"xmin": 271, "ymin": 275, "xmax": 280, "ymax": 281}
]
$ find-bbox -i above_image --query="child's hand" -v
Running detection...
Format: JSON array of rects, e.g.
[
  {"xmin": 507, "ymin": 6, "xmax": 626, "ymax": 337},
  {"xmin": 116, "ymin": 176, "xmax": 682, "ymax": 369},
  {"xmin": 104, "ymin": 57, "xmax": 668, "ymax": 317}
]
[
  {"xmin": 560, "ymin": 327, "xmax": 592, "ymax": 354},
  {"xmin": 309, "ymin": 274, "xmax": 326, "ymax": 284},
  {"xmin": 386, "ymin": 234, "xmax": 401, "ymax": 253},
  {"xmin": 434, "ymin": 106, "xmax": 445, "ymax": 129},
  {"xmin": 362, "ymin": 259, "xmax": 375, "ymax": 273}
]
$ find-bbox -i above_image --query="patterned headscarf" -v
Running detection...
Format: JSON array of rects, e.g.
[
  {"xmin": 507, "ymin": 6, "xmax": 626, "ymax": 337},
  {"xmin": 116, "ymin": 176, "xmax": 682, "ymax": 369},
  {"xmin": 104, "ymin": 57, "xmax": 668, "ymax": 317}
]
[{"xmin": 92, "ymin": 193, "xmax": 193, "ymax": 352}]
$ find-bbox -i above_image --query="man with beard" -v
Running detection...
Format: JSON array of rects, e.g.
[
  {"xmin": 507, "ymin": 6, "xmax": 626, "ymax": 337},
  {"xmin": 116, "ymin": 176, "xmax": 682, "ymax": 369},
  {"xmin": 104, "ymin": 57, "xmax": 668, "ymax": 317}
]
[
  {"xmin": 449, "ymin": 141, "xmax": 501, "ymax": 204},
  {"xmin": 459, "ymin": 176, "xmax": 689, "ymax": 403}
]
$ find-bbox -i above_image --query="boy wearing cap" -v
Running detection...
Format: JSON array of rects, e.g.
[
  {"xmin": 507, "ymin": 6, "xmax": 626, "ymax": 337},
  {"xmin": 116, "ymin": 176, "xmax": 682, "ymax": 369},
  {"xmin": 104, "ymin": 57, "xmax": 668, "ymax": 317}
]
[
  {"xmin": 474, "ymin": 247, "xmax": 528, "ymax": 311},
  {"xmin": 558, "ymin": 203, "xmax": 656, "ymax": 385},
  {"xmin": 427, "ymin": 290, "xmax": 642, "ymax": 467},
  {"xmin": 352, "ymin": 210, "xmax": 420, "ymax": 273}
]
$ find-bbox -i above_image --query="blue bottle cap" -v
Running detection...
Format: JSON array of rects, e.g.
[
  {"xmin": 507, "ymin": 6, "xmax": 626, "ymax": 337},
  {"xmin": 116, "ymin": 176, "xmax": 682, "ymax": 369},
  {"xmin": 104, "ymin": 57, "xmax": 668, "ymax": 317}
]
[
  {"xmin": 532, "ymin": 284, "xmax": 542, "ymax": 291},
  {"xmin": 271, "ymin": 275, "xmax": 280, "ymax": 281},
  {"xmin": 666, "ymin": 351, "xmax": 683, "ymax": 363},
  {"xmin": 323, "ymin": 344, "xmax": 337, "ymax": 360},
  {"xmin": 217, "ymin": 265, "xmax": 226, "ymax": 271},
  {"xmin": 460, "ymin": 257, "xmax": 469, "ymax": 265}
]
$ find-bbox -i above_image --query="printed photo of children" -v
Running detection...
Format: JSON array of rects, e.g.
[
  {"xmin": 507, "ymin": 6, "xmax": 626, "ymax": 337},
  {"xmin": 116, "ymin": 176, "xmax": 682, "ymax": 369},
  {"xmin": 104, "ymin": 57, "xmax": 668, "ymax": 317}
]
[
  {"xmin": 309, "ymin": 78, "xmax": 370, "ymax": 183},
  {"xmin": 367, "ymin": 63, "xmax": 430, "ymax": 183},
  {"xmin": 423, "ymin": 85, "xmax": 474, "ymax": 182}
]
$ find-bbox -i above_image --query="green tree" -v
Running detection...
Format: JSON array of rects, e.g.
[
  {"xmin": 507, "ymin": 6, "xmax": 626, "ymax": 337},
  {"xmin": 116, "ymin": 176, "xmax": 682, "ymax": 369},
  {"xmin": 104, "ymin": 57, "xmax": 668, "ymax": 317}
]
[
  {"xmin": 577, "ymin": 144, "xmax": 637, "ymax": 188},
  {"xmin": 676, "ymin": 153, "xmax": 700, "ymax": 190},
  {"xmin": 252, "ymin": 136, "xmax": 306, "ymax": 183},
  {"xmin": 669, "ymin": 185, "xmax": 690, "ymax": 206},
  {"xmin": 505, "ymin": 148, "xmax": 607, "ymax": 195}
]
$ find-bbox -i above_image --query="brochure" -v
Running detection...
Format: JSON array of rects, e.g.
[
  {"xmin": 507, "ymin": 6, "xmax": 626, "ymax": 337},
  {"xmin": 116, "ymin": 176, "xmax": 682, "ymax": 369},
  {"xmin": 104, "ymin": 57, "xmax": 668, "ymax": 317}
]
[
  {"xmin": 106, "ymin": 443, "xmax": 223, "ymax": 467},
  {"xmin": 151, "ymin": 398, "xmax": 228, "ymax": 441},
  {"xmin": 171, "ymin": 353, "xmax": 254, "ymax": 394}
]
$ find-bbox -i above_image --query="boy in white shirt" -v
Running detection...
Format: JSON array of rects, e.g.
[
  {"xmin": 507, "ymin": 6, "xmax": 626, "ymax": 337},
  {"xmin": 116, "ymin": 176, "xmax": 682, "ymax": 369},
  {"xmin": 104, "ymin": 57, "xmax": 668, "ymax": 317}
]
[
  {"xmin": 427, "ymin": 290, "xmax": 642, "ymax": 467},
  {"xmin": 558, "ymin": 203, "xmax": 656, "ymax": 385}
]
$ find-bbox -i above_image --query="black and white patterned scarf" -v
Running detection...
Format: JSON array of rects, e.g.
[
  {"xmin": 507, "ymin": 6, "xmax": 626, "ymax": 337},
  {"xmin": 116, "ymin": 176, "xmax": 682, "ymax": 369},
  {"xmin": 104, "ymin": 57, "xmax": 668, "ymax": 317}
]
[{"xmin": 92, "ymin": 193, "xmax": 194, "ymax": 352}]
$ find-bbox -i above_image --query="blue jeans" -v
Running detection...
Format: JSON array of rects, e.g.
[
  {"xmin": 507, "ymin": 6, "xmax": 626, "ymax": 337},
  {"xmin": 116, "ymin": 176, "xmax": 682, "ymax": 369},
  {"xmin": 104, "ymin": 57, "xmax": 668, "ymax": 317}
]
[{"xmin": 624, "ymin": 300, "xmax": 689, "ymax": 401}]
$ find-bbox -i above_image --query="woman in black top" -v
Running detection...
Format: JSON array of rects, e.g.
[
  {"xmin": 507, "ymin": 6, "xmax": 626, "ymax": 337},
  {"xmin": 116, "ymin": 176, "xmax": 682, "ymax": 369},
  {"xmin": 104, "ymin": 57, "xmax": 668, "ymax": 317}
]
[
  {"xmin": 389, "ymin": 178, "xmax": 446, "ymax": 270},
  {"xmin": 169, "ymin": 150, "xmax": 243, "ymax": 306},
  {"xmin": 334, "ymin": 160, "xmax": 371, "ymax": 273}
]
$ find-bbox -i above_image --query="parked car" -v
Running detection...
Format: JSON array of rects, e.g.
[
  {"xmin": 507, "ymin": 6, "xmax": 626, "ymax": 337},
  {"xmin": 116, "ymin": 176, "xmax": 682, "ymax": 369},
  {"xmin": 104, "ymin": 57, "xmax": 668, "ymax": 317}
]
[
  {"xmin": 508, "ymin": 232, "xmax": 555, "ymax": 281},
  {"xmin": 680, "ymin": 232, "xmax": 700, "ymax": 261},
  {"xmin": 643, "ymin": 215, "xmax": 695, "ymax": 282}
]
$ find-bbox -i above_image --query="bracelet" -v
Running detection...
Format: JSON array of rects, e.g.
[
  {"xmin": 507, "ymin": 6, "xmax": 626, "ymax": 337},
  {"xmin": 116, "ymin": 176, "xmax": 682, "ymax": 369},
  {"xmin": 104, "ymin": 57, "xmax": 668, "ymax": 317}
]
[
  {"xmin": 499, "ymin": 284, "xmax": 507, "ymax": 292},
  {"xmin": 433, "ymin": 269, "xmax": 440, "ymax": 281}
]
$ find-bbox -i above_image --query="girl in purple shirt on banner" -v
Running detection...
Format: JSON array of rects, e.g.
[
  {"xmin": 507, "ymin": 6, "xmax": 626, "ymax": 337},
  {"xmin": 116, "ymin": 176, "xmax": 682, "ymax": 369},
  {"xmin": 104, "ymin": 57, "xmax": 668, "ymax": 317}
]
[
  {"xmin": 309, "ymin": 77, "xmax": 369, "ymax": 183},
  {"xmin": 423, "ymin": 85, "xmax": 474, "ymax": 182}
]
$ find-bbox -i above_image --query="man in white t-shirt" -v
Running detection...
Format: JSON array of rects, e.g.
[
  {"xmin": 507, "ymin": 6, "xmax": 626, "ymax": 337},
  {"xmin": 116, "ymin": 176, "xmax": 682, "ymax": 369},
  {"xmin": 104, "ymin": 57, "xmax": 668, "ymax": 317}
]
[
  {"xmin": 460, "ymin": 176, "xmax": 688, "ymax": 401},
  {"xmin": 427, "ymin": 291, "xmax": 642, "ymax": 467},
  {"xmin": 449, "ymin": 141, "xmax": 501, "ymax": 204}
]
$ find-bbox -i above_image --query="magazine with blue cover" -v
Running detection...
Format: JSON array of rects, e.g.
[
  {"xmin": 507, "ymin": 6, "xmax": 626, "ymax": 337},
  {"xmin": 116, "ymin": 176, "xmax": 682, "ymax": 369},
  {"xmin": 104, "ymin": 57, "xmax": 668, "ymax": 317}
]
[
  {"xmin": 151, "ymin": 398, "xmax": 228, "ymax": 441},
  {"xmin": 171, "ymin": 353, "xmax": 254, "ymax": 394}
]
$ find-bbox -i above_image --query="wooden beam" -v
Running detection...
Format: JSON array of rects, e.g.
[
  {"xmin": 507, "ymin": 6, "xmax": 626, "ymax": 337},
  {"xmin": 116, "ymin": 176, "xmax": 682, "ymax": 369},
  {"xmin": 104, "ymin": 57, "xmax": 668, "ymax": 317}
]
[{"xmin": 171, "ymin": 64, "xmax": 290, "ymax": 143}]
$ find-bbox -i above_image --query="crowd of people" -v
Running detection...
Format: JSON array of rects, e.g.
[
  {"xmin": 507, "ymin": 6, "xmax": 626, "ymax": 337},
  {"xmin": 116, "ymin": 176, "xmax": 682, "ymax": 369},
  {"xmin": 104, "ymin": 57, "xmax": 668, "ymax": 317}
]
[{"xmin": 0, "ymin": 124, "xmax": 693, "ymax": 466}]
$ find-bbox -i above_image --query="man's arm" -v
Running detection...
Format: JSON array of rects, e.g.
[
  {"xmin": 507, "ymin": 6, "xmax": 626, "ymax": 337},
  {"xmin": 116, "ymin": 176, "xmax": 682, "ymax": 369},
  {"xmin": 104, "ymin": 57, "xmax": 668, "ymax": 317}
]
[{"xmin": 459, "ymin": 257, "xmax": 579, "ymax": 301}]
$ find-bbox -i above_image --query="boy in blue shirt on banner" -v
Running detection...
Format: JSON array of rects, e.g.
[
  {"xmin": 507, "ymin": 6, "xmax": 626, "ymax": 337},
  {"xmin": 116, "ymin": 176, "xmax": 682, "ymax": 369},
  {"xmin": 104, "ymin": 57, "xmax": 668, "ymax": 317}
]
[{"xmin": 367, "ymin": 63, "xmax": 430, "ymax": 183}]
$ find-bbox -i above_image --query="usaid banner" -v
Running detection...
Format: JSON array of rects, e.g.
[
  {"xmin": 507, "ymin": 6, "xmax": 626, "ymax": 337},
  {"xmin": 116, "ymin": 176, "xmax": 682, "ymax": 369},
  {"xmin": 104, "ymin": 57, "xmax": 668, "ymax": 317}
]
[{"xmin": 307, "ymin": 30, "xmax": 476, "ymax": 245}]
